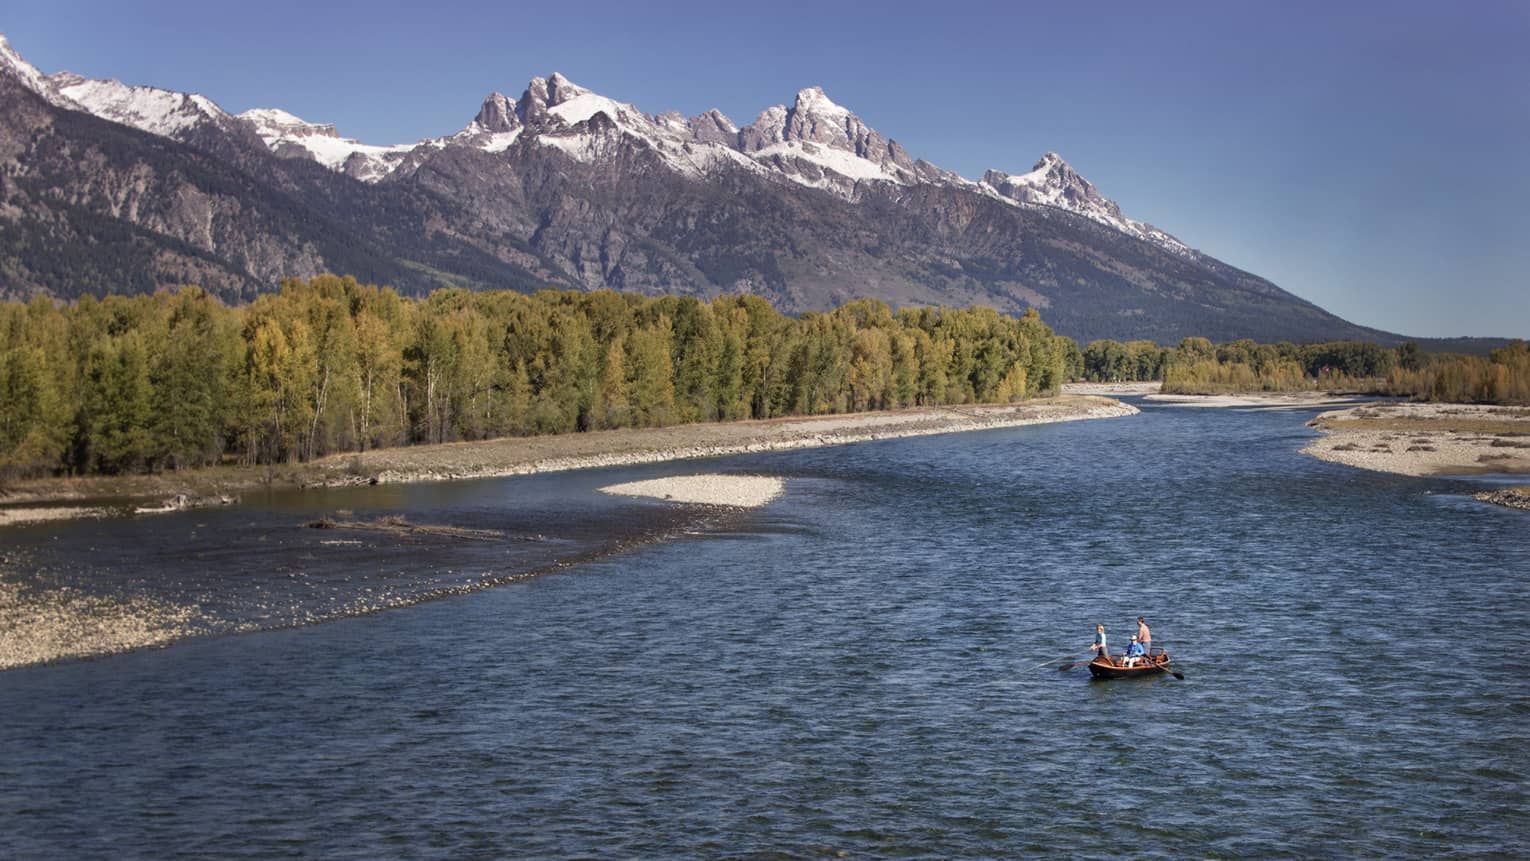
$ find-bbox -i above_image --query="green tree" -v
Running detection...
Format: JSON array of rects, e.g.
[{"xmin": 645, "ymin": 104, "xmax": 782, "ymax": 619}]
[{"xmin": 83, "ymin": 331, "xmax": 154, "ymax": 474}]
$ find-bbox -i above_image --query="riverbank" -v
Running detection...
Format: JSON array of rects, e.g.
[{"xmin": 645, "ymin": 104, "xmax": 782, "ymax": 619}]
[
  {"xmin": 1061, "ymin": 381, "xmax": 1371, "ymax": 410},
  {"xmin": 323, "ymin": 396, "xmax": 1136, "ymax": 487},
  {"xmin": 1303, "ymin": 402, "xmax": 1530, "ymax": 481},
  {"xmin": 1, "ymin": 396, "xmax": 1136, "ymax": 521}
]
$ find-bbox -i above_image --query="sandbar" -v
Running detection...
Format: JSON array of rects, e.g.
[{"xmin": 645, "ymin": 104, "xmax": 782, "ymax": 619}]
[
  {"xmin": 1303, "ymin": 402, "xmax": 1530, "ymax": 478},
  {"xmin": 1145, "ymin": 392, "xmax": 1368, "ymax": 409},
  {"xmin": 600, "ymin": 475, "xmax": 785, "ymax": 508}
]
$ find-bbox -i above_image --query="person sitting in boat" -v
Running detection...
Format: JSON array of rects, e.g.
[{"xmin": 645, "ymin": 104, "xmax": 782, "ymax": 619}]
[{"xmin": 1122, "ymin": 635, "xmax": 1146, "ymax": 668}]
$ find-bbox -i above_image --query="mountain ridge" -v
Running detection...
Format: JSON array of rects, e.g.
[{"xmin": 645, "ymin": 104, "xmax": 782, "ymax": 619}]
[{"xmin": 0, "ymin": 33, "xmax": 1493, "ymax": 349}]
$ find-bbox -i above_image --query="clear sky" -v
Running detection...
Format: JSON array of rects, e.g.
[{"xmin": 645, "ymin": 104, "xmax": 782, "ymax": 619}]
[{"xmin": 6, "ymin": 1, "xmax": 1527, "ymax": 339}]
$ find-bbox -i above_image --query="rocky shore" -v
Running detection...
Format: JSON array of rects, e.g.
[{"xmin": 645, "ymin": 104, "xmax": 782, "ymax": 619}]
[
  {"xmin": 1304, "ymin": 403, "xmax": 1530, "ymax": 513},
  {"xmin": 0, "ymin": 573, "xmax": 197, "ymax": 671},
  {"xmin": 1472, "ymin": 487, "xmax": 1530, "ymax": 511}
]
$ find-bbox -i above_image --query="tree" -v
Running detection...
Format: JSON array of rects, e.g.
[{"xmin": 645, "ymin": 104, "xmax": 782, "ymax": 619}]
[
  {"xmin": 353, "ymin": 310, "xmax": 403, "ymax": 451},
  {"xmin": 627, "ymin": 317, "xmax": 676, "ymax": 427},
  {"xmin": 150, "ymin": 287, "xmax": 235, "ymax": 470},
  {"xmin": 83, "ymin": 331, "xmax": 154, "ymax": 474},
  {"xmin": 595, "ymin": 334, "xmax": 631, "ymax": 428}
]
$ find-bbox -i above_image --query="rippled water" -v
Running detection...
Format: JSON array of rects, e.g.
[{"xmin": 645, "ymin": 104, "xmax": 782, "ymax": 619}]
[{"xmin": 3, "ymin": 402, "xmax": 1528, "ymax": 858}]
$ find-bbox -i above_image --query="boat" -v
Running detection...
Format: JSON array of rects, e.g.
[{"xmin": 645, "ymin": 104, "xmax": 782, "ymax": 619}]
[{"xmin": 1087, "ymin": 649, "xmax": 1174, "ymax": 679}]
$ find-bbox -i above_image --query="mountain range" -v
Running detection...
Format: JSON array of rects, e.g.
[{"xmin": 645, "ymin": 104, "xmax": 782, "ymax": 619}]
[{"xmin": 0, "ymin": 33, "xmax": 1475, "ymax": 346}]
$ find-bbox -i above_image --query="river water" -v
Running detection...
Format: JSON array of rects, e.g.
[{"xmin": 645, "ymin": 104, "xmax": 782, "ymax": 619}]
[{"xmin": 2, "ymin": 401, "xmax": 1527, "ymax": 859}]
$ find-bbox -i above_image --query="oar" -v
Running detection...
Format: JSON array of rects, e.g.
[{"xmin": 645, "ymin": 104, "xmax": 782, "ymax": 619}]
[
  {"xmin": 1057, "ymin": 654, "xmax": 1101, "ymax": 671},
  {"xmin": 1030, "ymin": 654, "xmax": 1087, "ymax": 671},
  {"xmin": 1151, "ymin": 650, "xmax": 1186, "ymax": 680}
]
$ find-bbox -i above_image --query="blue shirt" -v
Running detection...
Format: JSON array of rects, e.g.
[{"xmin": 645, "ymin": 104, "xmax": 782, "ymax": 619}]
[{"xmin": 1126, "ymin": 641, "xmax": 1145, "ymax": 658}]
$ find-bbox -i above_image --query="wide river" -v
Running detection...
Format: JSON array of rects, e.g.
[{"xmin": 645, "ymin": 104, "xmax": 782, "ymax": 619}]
[{"xmin": 2, "ymin": 400, "xmax": 1528, "ymax": 858}]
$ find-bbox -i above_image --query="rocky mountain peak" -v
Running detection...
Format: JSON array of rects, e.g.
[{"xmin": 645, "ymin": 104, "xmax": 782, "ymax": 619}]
[
  {"xmin": 979, "ymin": 151, "xmax": 1193, "ymax": 255},
  {"xmin": 472, "ymin": 91, "xmax": 520, "ymax": 133},
  {"xmin": 784, "ymin": 86, "xmax": 856, "ymax": 146},
  {"xmin": 516, "ymin": 73, "xmax": 592, "ymax": 127},
  {"xmin": 687, "ymin": 108, "xmax": 738, "ymax": 147},
  {"xmin": 518, "ymin": 77, "xmax": 551, "ymax": 125},
  {"xmin": 791, "ymin": 85, "xmax": 842, "ymax": 113},
  {"xmin": 545, "ymin": 72, "xmax": 589, "ymax": 106},
  {"xmin": 984, "ymin": 151, "xmax": 1121, "ymax": 221},
  {"xmin": 783, "ymin": 85, "xmax": 913, "ymax": 171},
  {"xmin": 738, "ymin": 104, "xmax": 788, "ymax": 152}
]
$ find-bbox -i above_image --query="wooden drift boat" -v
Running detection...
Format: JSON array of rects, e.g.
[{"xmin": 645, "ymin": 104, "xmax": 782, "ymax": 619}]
[{"xmin": 1088, "ymin": 650, "xmax": 1174, "ymax": 679}]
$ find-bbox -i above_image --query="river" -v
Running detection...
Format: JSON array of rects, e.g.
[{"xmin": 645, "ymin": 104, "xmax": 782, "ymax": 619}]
[{"xmin": 2, "ymin": 400, "xmax": 1527, "ymax": 858}]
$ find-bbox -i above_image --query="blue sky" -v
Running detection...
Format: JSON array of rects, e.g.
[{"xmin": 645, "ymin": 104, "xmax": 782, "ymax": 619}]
[{"xmin": 6, "ymin": 1, "xmax": 1527, "ymax": 339}]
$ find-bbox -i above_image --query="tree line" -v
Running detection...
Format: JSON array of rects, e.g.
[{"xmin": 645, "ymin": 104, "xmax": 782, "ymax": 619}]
[
  {"xmin": 5, "ymin": 278, "xmax": 1523, "ymax": 481},
  {"xmin": 0, "ymin": 276, "xmax": 1074, "ymax": 479},
  {"xmin": 1082, "ymin": 337, "xmax": 1400, "ymax": 388},
  {"xmin": 1080, "ymin": 335, "xmax": 1528, "ymax": 403}
]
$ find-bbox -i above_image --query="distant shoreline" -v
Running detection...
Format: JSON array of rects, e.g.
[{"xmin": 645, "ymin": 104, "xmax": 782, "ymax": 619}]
[{"xmin": 0, "ymin": 396, "xmax": 1137, "ymax": 525}]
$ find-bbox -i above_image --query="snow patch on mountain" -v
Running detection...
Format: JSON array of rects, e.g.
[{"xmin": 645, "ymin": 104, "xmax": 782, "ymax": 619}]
[
  {"xmin": 982, "ymin": 153, "xmax": 1194, "ymax": 256},
  {"xmin": 474, "ymin": 129, "xmax": 523, "ymax": 153},
  {"xmin": 238, "ymin": 106, "xmax": 415, "ymax": 180},
  {"xmin": 548, "ymin": 92, "xmax": 640, "ymax": 129},
  {"xmin": 51, "ymin": 74, "xmax": 230, "ymax": 138},
  {"xmin": 749, "ymin": 140, "xmax": 902, "ymax": 186}
]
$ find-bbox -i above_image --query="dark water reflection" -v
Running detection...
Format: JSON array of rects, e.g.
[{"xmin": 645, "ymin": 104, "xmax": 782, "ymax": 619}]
[{"xmin": 3, "ymin": 402, "xmax": 1528, "ymax": 858}]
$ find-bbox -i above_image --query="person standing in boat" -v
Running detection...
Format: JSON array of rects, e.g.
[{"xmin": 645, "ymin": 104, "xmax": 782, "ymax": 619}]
[
  {"xmin": 1136, "ymin": 616, "xmax": 1152, "ymax": 655},
  {"xmin": 1090, "ymin": 624, "xmax": 1108, "ymax": 662}
]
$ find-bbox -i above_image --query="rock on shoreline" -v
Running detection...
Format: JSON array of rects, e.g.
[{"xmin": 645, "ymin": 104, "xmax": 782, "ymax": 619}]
[
  {"xmin": 0, "ymin": 576, "xmax": 197, "ymax": 671},
  {"xmin": 1473, "ymin": 488, "xmax": 1530, "ymax": 512}
]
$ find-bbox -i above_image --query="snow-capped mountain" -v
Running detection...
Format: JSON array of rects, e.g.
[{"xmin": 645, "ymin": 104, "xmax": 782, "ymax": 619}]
[
  {"xmin": 3, "ymin": 32, "xmax": 1195, "ymax": 259},
  {"xmin": 5, "ymin": 31, "xmax": 1412, "ymax": 345}
]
